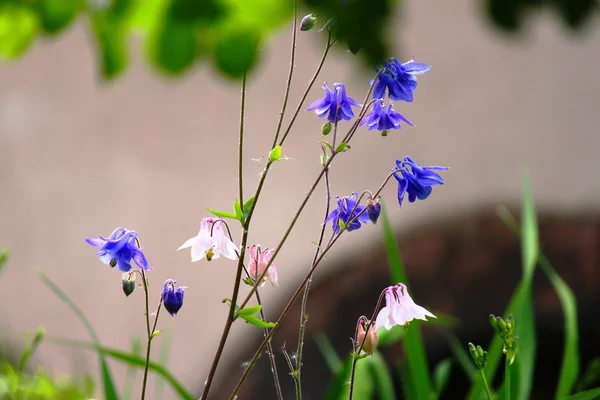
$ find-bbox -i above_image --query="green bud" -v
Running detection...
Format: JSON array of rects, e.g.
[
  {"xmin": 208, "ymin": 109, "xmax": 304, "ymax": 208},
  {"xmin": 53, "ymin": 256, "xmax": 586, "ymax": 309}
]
[
  {"xmin": 300, "ymin": 14, "xmax": 317, "ymax": 31},
  {"xmin": 269, "ymin": 145, "xmax": 282, "ymax": 162},
  {"xmin": 320, "ymin": 151, "xmax": 329, "ymax": 166},
  {"xmin": 122, "ymin": 273, "xmax": 136, "ymax": 297},
  {"xmin": 468, "ymin": 342, "xmax": 487, "ymax": 369},
  {"xmin": 489, "ymin": 314, "xmax": 499, "ymax": 331},
  {"xmin": 321, "ymin": 122, "xmax": 332, "ymax": 135}
]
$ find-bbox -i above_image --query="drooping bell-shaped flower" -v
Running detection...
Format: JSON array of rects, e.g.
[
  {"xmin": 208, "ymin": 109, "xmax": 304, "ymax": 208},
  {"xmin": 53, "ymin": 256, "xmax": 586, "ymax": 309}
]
[
  {"xmin": 394, "ymin": 156, "xmax": 448, "ymax": 206},
  {"xmin": 325, "ymin": 192, "xmax": 371, "ymax": 233},
  {"xmin": 178, "ymin": 218, "xmax": 238, "ymax": 262},
  {"xmin": 360, "ymin": 100, "xmax": 413, "ymax": 131},
  {"xmin": 162, "ymin": 279, "xmax": 186, "ymax": 316},
  {"xmin": 307, "ymin": 82, "xmax": 361, "ymax": 123},
  {"xmin": 374, "ymin": 283, "xmax": 436, "ymax": 331},
  {"xmin": 247, "ymin": 244, "xmax": 278, "ymax": 286},
  {"xmin": 85, "ymin": 227, "xmax": 151, "ymax": 272},
  {"xmin": 372, "ymin": 57, "xmax": 431, "ymax": 102}
]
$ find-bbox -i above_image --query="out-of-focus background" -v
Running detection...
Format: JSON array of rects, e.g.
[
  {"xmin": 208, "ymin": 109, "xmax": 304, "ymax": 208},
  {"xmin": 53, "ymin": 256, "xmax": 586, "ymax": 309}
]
[{"xmin": 1, "ymin": 0, "xmax": 600, "ymax": 398}]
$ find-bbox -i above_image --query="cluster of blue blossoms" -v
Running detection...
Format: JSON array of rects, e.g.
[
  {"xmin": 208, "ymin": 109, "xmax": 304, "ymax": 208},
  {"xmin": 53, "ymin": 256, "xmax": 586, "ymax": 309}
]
[
  {"xmin": 307, "ymin": 57, "xmax": 448, "ymax": 233},
  {"xmin": 85, "ymin": 227, "xmax": 185, "ymax": 316}
]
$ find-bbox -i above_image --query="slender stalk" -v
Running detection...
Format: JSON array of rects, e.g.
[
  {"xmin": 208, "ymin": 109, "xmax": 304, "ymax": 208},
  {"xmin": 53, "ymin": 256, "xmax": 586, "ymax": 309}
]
[
  {"xmin": 238, "ymin": 72, "xmax": 247, "ymax": 208},
  {"xmin": 278, "ymin": 30, "xmax": 333, "ymax": 147},
  {"xmin": 242, "ymin": 264, "xmax": 284, "ymax": 400},
  {"xmin": 201, "ymin": 75, "xmax": 251, "ymax": 400},
  {"xmin": 480, "ymin": 369, "xmax": 494, "ymax": 400},
  {"xmin": 348, "ymin": 356, "xmax": 359, "ymax": 400},
  {"xmin": 294, "ymin": 169, "xmax": 331, "ymax": 398},
  {"xmin": 229, "ymin": 171, "xmax": 397, "ymax": 398},
  {"xmin": 271, "ymin": 0, "xmax": 298, "ymax": 148},
  {"xmin": 505, "ymin": 355, "xmax": 511, "ymax": 400},
  {"xmin": 140, "ymin": 270, "xmax": 163, "ymax": 400}
]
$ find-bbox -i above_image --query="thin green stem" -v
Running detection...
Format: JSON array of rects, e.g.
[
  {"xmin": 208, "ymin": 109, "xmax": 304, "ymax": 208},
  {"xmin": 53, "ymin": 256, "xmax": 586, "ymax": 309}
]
[
  {"xmin": 505, "ymin": 354, "xmax": 511, "ymax": 400},
  {"xmin": 201, "ymin": 74, "xmax": 251, "ymax": 400},
  {"xmin": 278, "ymin": 30, "xmax": 333, "ymax": 147},
  {"xmin": 294, "ymin": 169, "xmax": 331, "ymax": 398},
  {"xmin": 348, "ymin": 356, "xmax": 359, "ymax": 400},
  {"xmin": 480, "ymin": 369, "xmax": 494, "ymax": 400},
  {"xmin": 238, "ymin": 72, "xmax": 247, "ymax": 208},
  {"xmin": 271, "ymin": 0, "xmax": 297, "ymax": 148},
  {"xmin": 140, "ymin": 270, "xmax": 163, "ymax": 400}
]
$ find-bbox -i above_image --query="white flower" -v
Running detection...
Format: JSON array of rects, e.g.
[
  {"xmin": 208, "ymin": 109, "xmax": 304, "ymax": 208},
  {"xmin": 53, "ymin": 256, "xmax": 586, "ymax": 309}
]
[
  {"xmin": 374, "ymin": 283, "xmax": 435, "ymax": 331},
  {"xmin": 178, "ymin": 218, "xmax": 238, "ymax": 261}
]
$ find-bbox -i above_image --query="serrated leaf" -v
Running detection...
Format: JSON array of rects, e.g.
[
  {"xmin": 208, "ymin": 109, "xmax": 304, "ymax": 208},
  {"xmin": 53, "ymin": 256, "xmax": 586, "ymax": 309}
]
[
  {"xmin": 206, "ymin": 208, "xmax": 238, "ymax": 219},
  {"xmin": 236, "ymin": 305, "xmax": 262, "ymax": 317},
  {"xmin": 269, "ymin": 146, "xmax": 282, "ymax": 161},
  {"xmin": 233, "ymin": 199, "xmax": 243, "ymax": 220}
]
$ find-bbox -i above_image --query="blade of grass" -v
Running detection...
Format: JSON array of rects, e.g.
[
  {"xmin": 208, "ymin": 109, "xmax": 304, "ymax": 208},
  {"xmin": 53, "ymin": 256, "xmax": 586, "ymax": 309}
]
[
  {"xmin": 564, "ymin": 388, "xmax": 600, "ymax": 400},
  {"xmin": 381, "ymin": 202, "xmax": 432, "ymax": 399},
  {"xmin": 314, "ymin": 332, "xmax": 343, "ymax": 374},
  {"xmin": 49, "ymin": 337, "xmax": 195, "ymax": 400},
  {"xmin": 468, "ymin": 173, "xmax": 539, "ymax": 400},
  {"xmin": 368, "ymin": 351, "xmax": 396, "ymax": 400},
  {"xmin": 433, "ymin": 359, "xmax": 452, "ymax": 398},
  {"xmin": 38, "ymin": 271, "xmax": 119, "ymax": 400},
  {"xmin": 438, "ymin": 329, "xmax": 477, "ymax": 382},
  {"xmin": 497, "ymin": 205, "xmax": 580, "ymax": 397},
  {"xmin": 123, "ymin": 335, "xmax": 142, "ymax": 400}
]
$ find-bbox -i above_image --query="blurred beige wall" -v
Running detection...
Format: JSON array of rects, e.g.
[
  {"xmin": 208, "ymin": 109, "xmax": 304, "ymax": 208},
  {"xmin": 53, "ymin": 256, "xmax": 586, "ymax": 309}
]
[{"xmin": 1, "ymin": 0, "xmax": 600, "ymax": 398}]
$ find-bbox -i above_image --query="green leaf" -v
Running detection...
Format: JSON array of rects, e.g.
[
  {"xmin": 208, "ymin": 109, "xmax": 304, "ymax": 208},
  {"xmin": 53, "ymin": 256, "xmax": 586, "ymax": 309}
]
[
  {"xmin": 314, "ymin": 332, "xmax": 342, "ymax": 374},
  {"xmin": 369, "ymin": 351, "xmax": 396, "ymax": 400},
  {"xmin": 35, "ymin": 0, "xmax": 81, "ymax": 35},
  {"xmin": 498, "ymin": 205, "xmax": 580, "ymax": 397},
  {"xmin": 0, "ymin": 4, "xmax": 39, "ymax": 60},
  {"xmin": 236, "ymin": 304, "xmax": 262, "ymax": 317},
  {"xmin": 214, "ymin": 28, "xmax": 259, "ymax": 78},
  {"xmin": 242, "ymin": 196, "xmax": 255, "ymax": 220},
  {"xmin": 324, "ymin": 355, "xmax": 374, "ymax": 400},
  {"xmin": 240, "ymin": 315, "xmax": 276, "ymax": 328},
  {"xmin": 233, "ymin": 199, "xmax": 243, "ymax": 221},
  {"xmin": 123, "ymin": 335, "xmax": 142, "ymax": 400},
  {"xmin": 147, "ymin": 20, "xmax": 197, "ymax": 75},
  {"xmin": 380, "ymin": 202, "xmax": 431, "ymax": 399},
  {"xmin": 521, "ymin": 172, "xmax": 539, "ymax": 283},
  {"xmin": 206, "ymin": 208, "xmax": 238, "ymax": 219},
  {"xmin": 578, "ymin": 358, "xmax": 600, "ymax": 391},
  {"xmin": 156, "ymin": 328, "xmax": 173, "ymax": 400},
  {"xmin": 49, "ymin": 337, "xmax": 194, "ymax": 400},
  {"xmin": 90, "ymin": 13, "xmax": 128, "ymax": 80},
  {"xmin": 38, "ymin": 272, "xmax": 120, "ymax": 400},
  {"xmin": 438, "ymin": 329, "xmax": 477, "ymax": 382},
  {"xmin": 0, "ymin": 248, "xmax": 9, "ymax": 273},
  {"xmin": 19, "ymin": 326, "xmax": 46, "ymax": 371},
  {"xmin": 565, "ymin": 388, "xmax": 600, "ymax": 400},
  {"xmin": 433, "ymin": 359, "xmax": 452, "ymax": 397},
  {"xmin": 151, "ymin": 329, "xmax": 162, "ymax": 338},
  {"xmin": 335, "ymin": 142, "xmax": 350, "ymax": 153},
  {"xmin": 269, "ymin": 145, "xmax": 282, "ymax": 162}
]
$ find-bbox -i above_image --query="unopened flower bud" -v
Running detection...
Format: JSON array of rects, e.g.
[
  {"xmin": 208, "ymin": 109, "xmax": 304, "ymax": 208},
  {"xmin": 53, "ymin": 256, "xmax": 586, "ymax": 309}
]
[
  {"xmin": 468, "ymin": 342, "xmax": 487, "ymax": 369},
  {"xmin": 356, "ymin": 320, "xmax": 378, "ymax": 355},
  {"xmin": 121, "ymin": 272, "xmax": 136, "ymax": 297},
  {"xmin": 162, "ymin": 279, "xmax": 187, "ymax": 316},
  {"xmin": 366, "ymin": 197, "xmax": 381, "ymax": 224},
  {"xmin": 300, "ymin": 14, "xmax": 317, "ymax": 31},
  {"xmin": 321, "ymin": 122, "xmax": 332, "ymax": 136}
]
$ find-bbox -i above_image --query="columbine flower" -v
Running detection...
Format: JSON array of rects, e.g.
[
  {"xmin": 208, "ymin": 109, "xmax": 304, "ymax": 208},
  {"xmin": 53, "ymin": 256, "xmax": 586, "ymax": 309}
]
[
  {"xmin": 360, "ymin": 100, "xmax": 413, "ymax": 131},
  {"xmin": 247, "ymin": 245, "xmax": 278, "ymax": 286},
  {"xmin": 85, "ymin": 227, "xmax": 150, "ymax": 272},
  {"xmin": 307, "ymin": 82, "xmax": 361, "ymax": 123},
  {"xmin": 178, "ymin": 218, "xmax": 238, "ymax": 261},
  {"xmin": 325, "ymin": 192, "xmax": 370, "ymax": 233},
  {"xmin": 374, "ymin": 283, "xmax": 436, "ymax": 331},
  {"xmin": 121, "ymin": 272, "xmax": 136, "ymax": 297},
  {"xmin": 372, "ymin": 57, "xmax": 431, "ymax": 102},
  {"xmin": 300, "ymin": 14, "xmax": 317, "ymax": 31},
  {"xmin": 162, "ymin": 279, "xmax": 186, "ymax": 316},
  {"xmin": 394, "ymin": 156, "xmax": 448, "ymax": 206},
  {"xmin": 366, "ymin": 197, "xmax": 381, "ymax": 224}
]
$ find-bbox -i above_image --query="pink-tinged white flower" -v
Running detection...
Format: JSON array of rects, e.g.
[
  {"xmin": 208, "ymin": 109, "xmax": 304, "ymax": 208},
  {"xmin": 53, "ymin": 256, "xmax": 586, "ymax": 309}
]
[
  {"xmin": 178, "ymin": 218, "xmax": 238, "ymax": 261},
  {"xmin": 247, "ymin": 244, "xmax": 278, "ymax": 286},
  {"xmin": 356, "ymin": 317, "xmax": 378, "ymax": 355},
  {"xmin": 374, "ymin": 283, "xmax": 435, "ymax": 331}
]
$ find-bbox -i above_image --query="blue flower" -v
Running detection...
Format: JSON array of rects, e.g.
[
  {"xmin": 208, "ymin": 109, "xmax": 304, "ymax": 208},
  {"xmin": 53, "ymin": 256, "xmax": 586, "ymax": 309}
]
[
  {"xmin": 85, "ymin": 227, "xmax": 150, "ymax": 272},
  {"xmin": 373, "ymin": 58, "xmax": 431, "ymax": 102},
  {"xmin": 360, "ymin": 100, "xmax": 413, "ymax": 131},
  {"xmin": 307, "ymin": 82, "xmax": 361, "ymax": 123},
  {"xmin": 162, "ymin": 279, "xmax": 186, "ymax": 316},
  {"xmin": 366, "ymin": 198, "xmax": 381, "ymax": 224},
  {"xmin": 325, "ymin": 192, "xmax": 371, "ymax": 233},
  {"xmin": 394, "ymin": 156, "xmax": 448, "ymax": 206}
]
